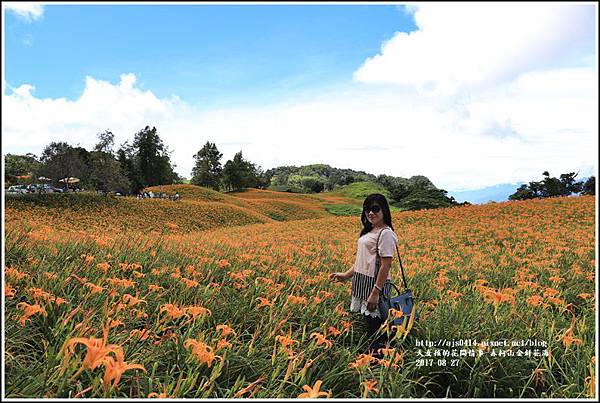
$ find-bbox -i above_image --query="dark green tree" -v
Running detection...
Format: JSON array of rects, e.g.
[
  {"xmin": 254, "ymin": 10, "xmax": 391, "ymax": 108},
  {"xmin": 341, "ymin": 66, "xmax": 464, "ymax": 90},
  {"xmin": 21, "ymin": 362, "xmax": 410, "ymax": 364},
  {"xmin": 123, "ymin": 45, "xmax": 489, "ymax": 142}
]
[
  {"xmin": 222, "ymin": 151, "xmax": 260, "ymax": 191},
  {"xmin": 509, "ymin": 171, "xmax": 587, "ymax": 200},
  {"xmin": 539, "ymin": 171, "xmax": 563, "ymax": 197},
  {"xmin": 581, "ymin": 176, "xmax": 595, "ymax": 195},
  {"xmin": 558, "ymin": 172, "xmax": 583, "ymax": 195},
  {"xmin": 191, "ymin": 142, "xmax": 223, "ymax": 190},
  {"xmin": 508, "ymin": 184, "xmax": 538, "ymax": 200},
  {"xmin": 38, "ymin": 142, "xmax": 91, "ymax": 190},
  {"xmin": 116, "ymin": 141, "xmax": 143, "ymax": 194},
  {"xmin": 254, "ymin": 165, "xmax": 271, "ymax": 189},
  {"xmin": 376, "ymin": 174, "xmax": 411, "ymax": 202},
  {"xmin": 222, "ymin": 160, "xmax": 242, "ymax": 192},
  {"xmin": 132, "ymin": 126, "xmax": 178, "ymax": 187},
  {"xmin": 4, "ymin": 153, "xmax": 40, "ymax": 185},
  {"xmin": 393, "ymin": 188, "xmax": 458, "ymax": 210},
  {"xmin": 89, "ymin": 131, "xmax": 130, "ymax": 193}
]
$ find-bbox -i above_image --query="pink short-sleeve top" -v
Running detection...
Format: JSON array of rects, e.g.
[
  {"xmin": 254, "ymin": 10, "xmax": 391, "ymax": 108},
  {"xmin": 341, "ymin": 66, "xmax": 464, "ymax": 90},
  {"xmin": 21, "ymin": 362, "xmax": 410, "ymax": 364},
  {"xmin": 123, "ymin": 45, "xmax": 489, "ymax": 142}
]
[{"xmin": 353, "ymin": 226, "xmax": 398, "ymax": 279}]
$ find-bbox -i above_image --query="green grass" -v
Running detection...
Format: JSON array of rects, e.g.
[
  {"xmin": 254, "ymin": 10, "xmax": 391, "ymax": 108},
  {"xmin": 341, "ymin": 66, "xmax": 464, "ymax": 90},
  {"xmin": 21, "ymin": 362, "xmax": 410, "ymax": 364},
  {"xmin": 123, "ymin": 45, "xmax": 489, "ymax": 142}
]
[
  {"xmin": 335, "ymin": 181, "xmax": 393, "ymax": 201},
  {"xmin": 266, "ymin": 212, "xmax": 286, "ymax": 221},
  {"xmin": 323, "ymin": 204, "xmax": 363, "ymax": 216}
]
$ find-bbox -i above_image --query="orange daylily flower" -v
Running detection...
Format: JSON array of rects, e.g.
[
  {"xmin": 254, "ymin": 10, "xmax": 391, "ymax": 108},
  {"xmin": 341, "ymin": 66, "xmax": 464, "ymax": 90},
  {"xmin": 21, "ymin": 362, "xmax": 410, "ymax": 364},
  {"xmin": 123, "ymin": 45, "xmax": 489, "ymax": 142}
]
[
  {"xmin": 310, "ymin": 332, "xmax": 333, "ymax": 349},
  {"xmin": 180, "ymin": 277, "xmax": 199, "ymax": 288},
  {"xmin": 340, "ymin": 321, "xmax": 352, "ymax": 332},
  {"xmin": 54, "ymin": 296, "xmax": 67, "ymax": 306},
  {"xmin": 5, "ymin": 284, "xmax": 17, "ymax": 299},
  {"xmin": 148, "ymin": 284, "xmax": 165, "ymax": 292},
  {"xmin": 235, "ymin": 376, "xmax": 266, "ymax": 397},
  {"xmin": 334, "ymin": 303, "xmax": 349, "ymax": 317},
  {"xmin": 62, "ymin": 325, "xmax": 123, "ymax": 378},
  {"xmin": 100, "ymin": 348, "xmax": 146, "ymax": 390},
  {"xmin": 526, "ymin": 295, "xmax": 549, "ymax": 309},
  {"xmin": 531, "ymin": 368, "xmax": 546, "ymax": 388},
  {"xmin": 216, "ymin": 324, "xmax": 236, "ymax": 337},
  {"xmin": 275, "ymin": 335, "xmax": 299, "ymax": 354},
  {"xmin": 217, "ymin": 259, "xmax": 230, "ymax": 268},
  {"xmin": 108, "ymin": 318, "xmax": 124, "ymax": 329},
  {"xmin": 548, "ymin": 275, "xmax": 564, "ymax": 284},
  {"xmin": 184, "ymin": 339, "xmax": 222, "ymax": 367},
  {"xmin": 159, "ymin": 303, "xmax": 188, "ymax": 321},
  {"xmin": 122, "ymin": 294, "xmax": 147, "ymax": 307},
  {"xmin": 361, "ymin": 379, "xmax": 379, "ymax": 398},
  {"xmin": 15, "ymin": 302, "xmax": 47, "ymax": 325},
  {"xmin": 287, "ymin": 295, "xmax": 308, "ymax": 306},
  {"xmin": 107, "ymin": 278, "xmax": 136, "ymax": 289},
  {"xmin": 27, "ymin": 287, "xmax": 55, "ymax": 303},
  {"xmin": 148, "ymin": 391, "xmax": 169, "ymax": 398},
  {"xmin": 186, "ymin": 305, "xmax": 212, "ymax": 320},
  {"xmin": 348, "ymin": 353, "xmax": 375, "ymax": 369},
  {"xmin": 96, "ymin": 262, "xmax": 110, "ymax": 274},
  {"xmin": 6, "ymin": 266, "xmax": 29, "ymax": 281},
  {"xmin": 446, "ymin": 289, "xmax": 464, "ymax": 300},
  {"xmin": 297, "ymin": 380, "xmax": 331, "ymax": 398},
  {"xmin": 216, "ymin": 338, "xmax": 233, "ymax": 350},
  {"xmin": 560, "ymin": 328, "xmax": 583, "ymax": 350},
  {"xmin": 256, "ymin": 297, "xmax": 274, "ymax": 308},
  {"xmin": 327, "ymin": 326, "xmax": 341, "ymax": 337},
  {"xmin": 84, "ymin": 282, "xmax": 105, "ymax": 294}
]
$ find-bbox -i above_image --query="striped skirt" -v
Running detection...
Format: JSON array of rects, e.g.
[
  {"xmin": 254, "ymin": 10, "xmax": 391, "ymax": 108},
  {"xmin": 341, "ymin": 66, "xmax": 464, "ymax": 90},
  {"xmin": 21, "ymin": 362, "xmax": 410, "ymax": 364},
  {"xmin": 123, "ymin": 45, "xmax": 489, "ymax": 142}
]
[{"xmin": 351, "ymin": 271, "xmax": 392, "ymax": 302}]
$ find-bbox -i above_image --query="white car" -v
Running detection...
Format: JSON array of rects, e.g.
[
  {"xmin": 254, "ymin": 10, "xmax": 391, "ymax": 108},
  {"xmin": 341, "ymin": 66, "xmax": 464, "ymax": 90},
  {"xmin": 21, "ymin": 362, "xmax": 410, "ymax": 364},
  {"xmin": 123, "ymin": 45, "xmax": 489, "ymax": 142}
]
[{"xmin": 7, "ymin": 185, "xmax": 28, "ymax": 194}]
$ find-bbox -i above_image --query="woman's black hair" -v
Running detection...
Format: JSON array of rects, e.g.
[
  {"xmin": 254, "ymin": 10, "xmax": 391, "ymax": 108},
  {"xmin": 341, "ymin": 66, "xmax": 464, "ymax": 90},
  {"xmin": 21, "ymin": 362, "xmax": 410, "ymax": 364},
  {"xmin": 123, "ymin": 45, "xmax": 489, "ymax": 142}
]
[{"xmin": 359, "ymin": 193, "xmax": 394, "ymax": 237}]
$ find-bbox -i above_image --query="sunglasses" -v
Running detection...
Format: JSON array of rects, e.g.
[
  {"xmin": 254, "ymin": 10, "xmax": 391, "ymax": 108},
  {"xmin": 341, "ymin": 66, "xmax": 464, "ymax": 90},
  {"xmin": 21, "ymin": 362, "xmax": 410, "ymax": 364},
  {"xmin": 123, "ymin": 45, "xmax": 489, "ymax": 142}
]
[{"xmin": 364, "ymin": 205, "xmax": 382, "ymax": 214}]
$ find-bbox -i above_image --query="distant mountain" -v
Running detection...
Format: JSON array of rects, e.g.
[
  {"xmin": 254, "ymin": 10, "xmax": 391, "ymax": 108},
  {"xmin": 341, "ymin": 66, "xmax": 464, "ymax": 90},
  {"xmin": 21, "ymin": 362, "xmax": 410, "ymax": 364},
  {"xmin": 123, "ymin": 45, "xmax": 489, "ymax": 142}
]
[
  {"xmin": 447, "ymin": 177, "xmax": 592, "ymax": 204},
  {"xmin": 447, "ymin": 183, "xmax": 526, "ymax": 204}
]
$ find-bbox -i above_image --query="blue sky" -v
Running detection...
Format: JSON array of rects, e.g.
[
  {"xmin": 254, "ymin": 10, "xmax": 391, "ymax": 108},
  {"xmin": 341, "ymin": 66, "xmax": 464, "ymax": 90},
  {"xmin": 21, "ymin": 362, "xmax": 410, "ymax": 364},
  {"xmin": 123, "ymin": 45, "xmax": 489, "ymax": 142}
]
[
  {"xmin": 5, "ymin": 4, "xmax": 416, "ymax": 107},
  {"xmin": 3, "ymin": 3, "xmax": 597, "ymax": 192}
]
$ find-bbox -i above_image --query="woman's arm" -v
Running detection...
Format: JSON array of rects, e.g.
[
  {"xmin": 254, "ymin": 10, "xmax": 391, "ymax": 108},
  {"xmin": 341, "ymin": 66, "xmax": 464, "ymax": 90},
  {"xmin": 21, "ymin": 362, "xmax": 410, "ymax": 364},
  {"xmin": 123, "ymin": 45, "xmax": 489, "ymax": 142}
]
[
  {"xmin": 329, "ymin": 265, "xmax": 354, "ymax": 282},
  {"xmin": 367, "ymin": 257, "xmax": 392, "ymax": 311}
]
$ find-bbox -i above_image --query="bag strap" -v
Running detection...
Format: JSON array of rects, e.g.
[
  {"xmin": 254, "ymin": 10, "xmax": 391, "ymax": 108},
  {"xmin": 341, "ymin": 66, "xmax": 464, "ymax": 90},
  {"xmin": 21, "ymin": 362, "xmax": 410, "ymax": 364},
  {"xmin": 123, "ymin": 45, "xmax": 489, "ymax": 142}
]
[{"xmin": 375, "ymin": 227, "xmax": 409, "ymax": 291}]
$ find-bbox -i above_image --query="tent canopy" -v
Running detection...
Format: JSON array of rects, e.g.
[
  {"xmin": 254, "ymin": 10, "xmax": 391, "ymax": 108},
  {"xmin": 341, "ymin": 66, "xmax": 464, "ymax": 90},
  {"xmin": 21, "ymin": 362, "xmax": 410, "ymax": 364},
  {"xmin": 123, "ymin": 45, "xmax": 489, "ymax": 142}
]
[{"xmin": 59, "ymin": 177, "xmax": 80, "ymax": 184}]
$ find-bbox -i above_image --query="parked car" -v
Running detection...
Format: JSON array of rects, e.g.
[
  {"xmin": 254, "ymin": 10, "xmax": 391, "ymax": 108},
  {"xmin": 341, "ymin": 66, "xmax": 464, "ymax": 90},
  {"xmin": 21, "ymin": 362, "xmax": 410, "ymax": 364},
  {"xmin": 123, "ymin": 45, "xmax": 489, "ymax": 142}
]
[
  {"xmin": 27, "ymin": 184, "xmax": 55, "ymax": 193},
  {"xmin": 7, "ymin": 185, "xmax": 28, "ymax": 194}
]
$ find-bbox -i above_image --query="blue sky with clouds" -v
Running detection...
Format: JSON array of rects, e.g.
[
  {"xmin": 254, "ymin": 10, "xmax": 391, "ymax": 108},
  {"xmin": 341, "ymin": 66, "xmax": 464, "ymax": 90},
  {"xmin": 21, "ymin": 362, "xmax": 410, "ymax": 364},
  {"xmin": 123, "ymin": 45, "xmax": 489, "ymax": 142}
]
[
  {"xmin": 5, "ymin": 5, "xmax": 416, "ymax": 107},
  {"xmin": 3, "ymin": 3, "xmax": 598, "ymax": 193}
]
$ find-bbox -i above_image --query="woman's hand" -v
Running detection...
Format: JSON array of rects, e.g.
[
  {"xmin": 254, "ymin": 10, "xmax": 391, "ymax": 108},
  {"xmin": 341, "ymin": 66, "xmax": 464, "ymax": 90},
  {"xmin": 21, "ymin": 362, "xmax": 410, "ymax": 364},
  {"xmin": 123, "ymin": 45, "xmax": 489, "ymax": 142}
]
[
  {"xmin": 367, "ymin": 289, "xmax": 380, "ymax": 311},
  {"xmin": 329, "ymin": 272, "xmax": 349, "ymax": 282}
]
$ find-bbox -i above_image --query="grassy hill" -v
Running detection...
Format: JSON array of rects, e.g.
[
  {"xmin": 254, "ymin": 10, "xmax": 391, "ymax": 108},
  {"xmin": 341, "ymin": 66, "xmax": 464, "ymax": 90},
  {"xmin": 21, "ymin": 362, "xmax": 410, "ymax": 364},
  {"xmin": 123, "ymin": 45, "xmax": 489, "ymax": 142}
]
[
  {"xmin": 5, "ymin": 183, "xmax": 404, "ymax": 233},
  {"xmin": 313, "ymin": 181, "xmax": 403, "ymax": 215},
  {"xmin": 5, "ymin": 184, "xmax": 360, "ymax": 233}
]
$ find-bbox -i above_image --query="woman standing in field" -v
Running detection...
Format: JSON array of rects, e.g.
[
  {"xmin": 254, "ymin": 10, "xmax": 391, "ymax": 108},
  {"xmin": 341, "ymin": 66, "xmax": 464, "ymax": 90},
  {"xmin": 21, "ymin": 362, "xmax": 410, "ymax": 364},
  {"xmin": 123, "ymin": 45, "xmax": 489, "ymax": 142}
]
[{"xmin": 329, "ymin": 193, "xmax": 398, "ymax": 358}]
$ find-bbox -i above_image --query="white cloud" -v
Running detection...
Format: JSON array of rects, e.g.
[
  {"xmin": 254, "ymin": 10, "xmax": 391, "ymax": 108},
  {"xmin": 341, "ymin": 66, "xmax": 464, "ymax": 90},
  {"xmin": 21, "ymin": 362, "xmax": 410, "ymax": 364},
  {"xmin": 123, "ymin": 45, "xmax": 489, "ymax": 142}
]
[
  {"xmin": 2, "ymin": 3, "xmax": 597, "ymax": 191},
  {"xmin": 2, "ymin": 67, "xmax": 597, "ymax": 191},
  {"xmin": 354, "ymin": 3, "xmax": 595, "ymax": 96},
  {"xmin": 3, "ymin": 74, "xmax": 182, "ymax": 156},
  {"xmin": 4, "ymin": 3, "xmax": 44, "ymax": 22}
]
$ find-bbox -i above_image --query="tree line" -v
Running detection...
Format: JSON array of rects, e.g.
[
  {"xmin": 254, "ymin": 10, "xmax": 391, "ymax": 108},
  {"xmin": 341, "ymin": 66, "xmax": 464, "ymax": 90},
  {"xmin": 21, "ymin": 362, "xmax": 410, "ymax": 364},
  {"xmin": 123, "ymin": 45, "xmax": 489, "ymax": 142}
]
[
  {"xmin": 4, "ymin": 127, "xmax": 269, "ymax": 195},
  {"xmin": 509, "ymin": 171, "xmax": 595, "ymax": 200},
  {"xmin": 4, "ymin": 127, "xmax": 465, "ymax": 210},
  {"xmin": 6, "ymin": 127, "xmax": 180, "ymax": 194},
  {"xmin": 5, "ymin": 126, "xmax": 594, "ymax": 210}
]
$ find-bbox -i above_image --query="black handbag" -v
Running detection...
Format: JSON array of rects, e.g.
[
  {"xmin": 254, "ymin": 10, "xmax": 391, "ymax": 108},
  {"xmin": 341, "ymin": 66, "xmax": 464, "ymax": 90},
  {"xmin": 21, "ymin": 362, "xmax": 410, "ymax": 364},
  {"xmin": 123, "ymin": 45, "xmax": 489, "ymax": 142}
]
[{"xmin": 374, "ymin": 228, "xmax": 419, "ymax": 326}]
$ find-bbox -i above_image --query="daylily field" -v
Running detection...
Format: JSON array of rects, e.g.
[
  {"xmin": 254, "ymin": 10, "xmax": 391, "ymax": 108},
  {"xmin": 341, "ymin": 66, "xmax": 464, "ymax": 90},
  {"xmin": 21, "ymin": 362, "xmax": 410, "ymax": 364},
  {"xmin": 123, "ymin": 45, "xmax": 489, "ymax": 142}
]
[{"xmin": 3, "ymin": 187, "xmax": 596, "ymax": 398}]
